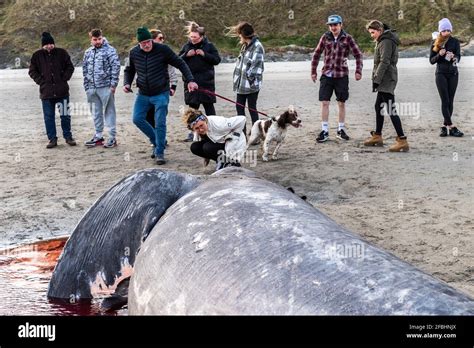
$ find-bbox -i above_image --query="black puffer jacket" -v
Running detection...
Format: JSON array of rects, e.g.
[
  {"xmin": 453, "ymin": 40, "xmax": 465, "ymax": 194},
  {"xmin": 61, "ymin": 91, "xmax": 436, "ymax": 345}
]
[
  {"xmin": 29, "ymin": 48, "xmax": 74, "ymax": 100},
  {"xmin": 429, "ymin": 36, "xmax": 460, "ymax": 75},
  {"xmin": 124, "ymin": 43, "xmax": 194, "ymax": 96},
  {"xmin": 179, "ymin": 37, "xmax": 221, "ymax": 104}
]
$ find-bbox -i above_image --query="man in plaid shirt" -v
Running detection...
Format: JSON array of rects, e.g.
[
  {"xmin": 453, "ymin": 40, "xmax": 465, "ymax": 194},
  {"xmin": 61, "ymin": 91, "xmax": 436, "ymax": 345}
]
[{"xmin": 311, "ymin": 15, "xmax": 363, "ymax": 143}]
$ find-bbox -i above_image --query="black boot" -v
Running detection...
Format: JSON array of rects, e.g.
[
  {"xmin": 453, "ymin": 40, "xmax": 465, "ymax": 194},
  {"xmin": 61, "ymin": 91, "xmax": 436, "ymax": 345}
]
[
  {"xmin": 449, "ymin": 127, "xmax": 464, "ymax": 137},
  {"xmin": 439, "ymin": 127, "xmax": 448, "ymax": 137}
]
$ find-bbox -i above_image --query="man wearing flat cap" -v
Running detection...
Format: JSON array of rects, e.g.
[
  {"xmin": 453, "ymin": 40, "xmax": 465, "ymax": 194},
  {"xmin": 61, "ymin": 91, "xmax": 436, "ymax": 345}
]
[{"xmin": 124, "ymin": 27, "xmax": 198, "ymax": 165}]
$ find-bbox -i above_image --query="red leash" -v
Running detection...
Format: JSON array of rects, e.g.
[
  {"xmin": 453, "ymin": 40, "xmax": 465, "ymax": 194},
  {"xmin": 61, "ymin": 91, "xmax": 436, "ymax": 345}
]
[{"xmin": 197, "ymin": 88, "xmax": 269, "ymax": 117}]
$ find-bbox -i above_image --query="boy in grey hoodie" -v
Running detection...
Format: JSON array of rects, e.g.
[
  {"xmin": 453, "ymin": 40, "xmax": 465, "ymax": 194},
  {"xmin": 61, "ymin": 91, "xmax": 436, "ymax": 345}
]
[{"xmin": 83, "ymin": 29, "xmax": 121, "ymax": 148}]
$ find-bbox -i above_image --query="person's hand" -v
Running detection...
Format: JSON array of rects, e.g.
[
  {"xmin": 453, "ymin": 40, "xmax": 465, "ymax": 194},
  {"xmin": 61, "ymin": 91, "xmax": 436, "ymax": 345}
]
[
  {"xmin": 187, "ymin": 81, "xmax": 198, "ymax": 92},
  {"xmin": 311, "ymin": 73, "xmax": 317, "ymax": 82},
  {"xmin": 170, "ymin": 89, "xmax": 176, "ymax": 96},
  {"xmin": 123, "ymin": 84, "xmax": 132, "ymax": 93},
  {"xmin": 355, "ymin": 73, "xmax": 362, "ymax": 81},
  {"xmin": 439, "ymin": 48, "xmax": 446, "ymax": 56},
  {"xmin": 372, "ymin": 82, "xmax": 379, "ymax": 93},
  {"xmin": 195, "ymin": 49, "xmax": 205, "ymax": 56},
  {"xmin": 186, "ymin": 50, "xmax": 196, "ymax": 57},
  {"xmin": 446, "ymin": 51, "xmax": 454, "ymax": 60},
  {"xmin": 110, "ymin": 86, "xmax": 116, "ymax": 94}
]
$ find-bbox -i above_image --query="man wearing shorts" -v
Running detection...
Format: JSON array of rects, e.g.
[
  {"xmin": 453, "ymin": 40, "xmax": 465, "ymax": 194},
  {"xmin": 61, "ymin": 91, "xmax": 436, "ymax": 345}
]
[{"xmin": 311, "ymin": 15, "xmax": 363, "ymax": 143}]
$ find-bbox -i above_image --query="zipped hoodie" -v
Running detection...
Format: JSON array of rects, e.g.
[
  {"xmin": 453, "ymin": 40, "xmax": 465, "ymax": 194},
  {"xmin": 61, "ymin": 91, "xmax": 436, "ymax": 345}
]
[{"xmin": 83, "ymin": 37, "xmax": 121, "ymax": 90}]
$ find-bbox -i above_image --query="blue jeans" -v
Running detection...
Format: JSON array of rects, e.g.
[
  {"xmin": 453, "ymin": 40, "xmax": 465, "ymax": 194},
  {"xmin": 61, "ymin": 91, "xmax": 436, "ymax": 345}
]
[
  {"xmin": 41, "ymin": 97, "xmax": 72, "ymax": 140},
  {"xmin": 132, "ymin": 92, "xmax": 169, "ymax": 156}
]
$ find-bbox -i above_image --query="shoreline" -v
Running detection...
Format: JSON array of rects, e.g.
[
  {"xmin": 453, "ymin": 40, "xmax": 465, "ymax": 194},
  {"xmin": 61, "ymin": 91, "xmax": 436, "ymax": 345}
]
[{"xmin": 2, "ymin": 39, "xmax": 474, "ymax": 69}]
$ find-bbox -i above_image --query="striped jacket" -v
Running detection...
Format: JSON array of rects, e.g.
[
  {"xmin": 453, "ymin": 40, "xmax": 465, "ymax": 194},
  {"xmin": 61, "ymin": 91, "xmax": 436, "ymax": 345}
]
[
  {"xmin": 83, "ymin": 38, "xmax": 121, "ymax": 90},
  {"xmin": 233, "ymin": 37, "xmax": 265, "ymax": 94},
  {"xmin": 311, "ymin": 30, "xmax": 363, "ymax": 78}
]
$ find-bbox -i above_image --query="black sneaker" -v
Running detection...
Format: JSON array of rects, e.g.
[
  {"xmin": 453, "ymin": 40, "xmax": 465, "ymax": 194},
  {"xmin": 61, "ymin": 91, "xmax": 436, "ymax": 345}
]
[
  {"xmin": 183, "ymin": 133, "xmax": 193, "ymax": 142},
  {"xmin": 156, "ymin": 155, "xmax": 166, "ymax": 165},
  {"xmin": 46, "ymin": 137, "xmax": 58, "ymax": 149},
  {"xmin": 215, "ymin": 161, "xmax": 225, "ymax": 171},
  {"xmin": 85, "ymin": 135, "xmax": 104, "ymax": 147},
  {"xmin": 440, "ymin": 127, "xmax": 448, "ymax": 137},
  {"xmin": 336, "ymin": 129, "xmax": 350, "ymax": 140},
  {"xmin": 151, "ymin": 147, "xmax": 156, "ymax": 159},
  {"xmin": 449, "ymin": 127, "xmax": 464, "ymax": 137},
  {"xmin": 103, "ymin": 138, "xmax": 117, "ymax": 148},
  {"xmin": 316, "ymin": 130, "xmax": 329, "ymax": 143}
]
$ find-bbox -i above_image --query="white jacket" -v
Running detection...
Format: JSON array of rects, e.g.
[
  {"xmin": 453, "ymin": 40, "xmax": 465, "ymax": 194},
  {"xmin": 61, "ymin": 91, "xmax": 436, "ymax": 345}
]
[{"xmin": 194, "ymin": 115, "xmax": 247, "ymax": 161}]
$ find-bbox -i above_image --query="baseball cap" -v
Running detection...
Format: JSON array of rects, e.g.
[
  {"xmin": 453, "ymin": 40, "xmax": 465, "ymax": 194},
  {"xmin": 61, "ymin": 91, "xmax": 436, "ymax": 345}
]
[{"xmin": 326, "ymin": 15, "xmax": 343, "ymax": 25}]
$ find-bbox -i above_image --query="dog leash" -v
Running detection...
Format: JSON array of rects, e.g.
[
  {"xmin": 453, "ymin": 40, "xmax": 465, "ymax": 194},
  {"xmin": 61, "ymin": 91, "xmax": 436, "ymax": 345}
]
[{"xmin": 197, "ymin": 88, "xmax": 269, "ymax": 118}]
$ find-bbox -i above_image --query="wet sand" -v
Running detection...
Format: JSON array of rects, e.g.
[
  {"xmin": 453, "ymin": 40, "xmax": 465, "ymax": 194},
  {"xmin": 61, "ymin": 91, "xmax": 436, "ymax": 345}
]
[{"xmin": 0, "ymin": 57, "xmax": 473, "ymax": 299}]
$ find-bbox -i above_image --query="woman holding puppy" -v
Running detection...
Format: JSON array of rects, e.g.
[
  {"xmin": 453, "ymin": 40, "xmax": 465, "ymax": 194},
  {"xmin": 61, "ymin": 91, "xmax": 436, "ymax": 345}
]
[
  {"xmin": 183, "ymin": 108, "xmax": 246, "ymax": 170},
  {"xmin": 430, "ymin": 18, "xmax": 463, "ymax": 137}
]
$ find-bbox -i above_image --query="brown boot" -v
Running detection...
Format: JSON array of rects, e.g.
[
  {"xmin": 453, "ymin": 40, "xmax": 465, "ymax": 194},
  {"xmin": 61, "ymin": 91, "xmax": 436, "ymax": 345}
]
[
  {"xmin": 363, "ymin": 131, "xmax": 383, "ymax": 146},
  {"xmin": 389, "ymin": 136, "xmax": 409, "ymax": 152},
  {"xmin": 46, "ymin": 137, "xmax": 58, "ymax": 149},
  {"xmin": 65, "ymin": 137, "xmax": 77, "ymax": 146}
]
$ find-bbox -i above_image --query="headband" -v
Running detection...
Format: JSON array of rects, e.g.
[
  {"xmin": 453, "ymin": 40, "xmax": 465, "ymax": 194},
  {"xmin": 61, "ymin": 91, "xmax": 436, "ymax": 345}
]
[{"xmin": 188, "ymin": 114, "xmax": 206, "ymax": 129}]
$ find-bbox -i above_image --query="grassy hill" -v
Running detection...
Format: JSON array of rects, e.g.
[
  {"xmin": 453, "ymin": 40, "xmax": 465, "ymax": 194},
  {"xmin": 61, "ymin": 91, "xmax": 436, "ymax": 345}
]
[{"xmin": 0, "ymin": 0, "xmax": 473, "ymax": 68}]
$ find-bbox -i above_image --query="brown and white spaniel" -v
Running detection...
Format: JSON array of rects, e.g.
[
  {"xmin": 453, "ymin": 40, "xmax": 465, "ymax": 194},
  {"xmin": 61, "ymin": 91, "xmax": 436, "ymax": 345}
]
[{"xmin": 248, "ymin": 108, "xmax": 302, "ymax": 161}]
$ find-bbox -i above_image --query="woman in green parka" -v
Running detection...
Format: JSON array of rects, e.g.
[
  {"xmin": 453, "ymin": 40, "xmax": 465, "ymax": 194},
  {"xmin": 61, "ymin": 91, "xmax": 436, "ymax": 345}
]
[{"xmin": 364, "ymin": 20, "xmax": 409, "ymax": 152}]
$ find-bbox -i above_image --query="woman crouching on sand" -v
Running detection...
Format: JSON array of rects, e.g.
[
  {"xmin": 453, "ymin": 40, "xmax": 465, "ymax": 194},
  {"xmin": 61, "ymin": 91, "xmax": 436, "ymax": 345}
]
[
  {"xmin": 364, "ymin": 20, "xmax": 409, "ymax": 152},
  {"xmin": 183, "ymin": 108, "xmax": 246, "ymax": 170}
]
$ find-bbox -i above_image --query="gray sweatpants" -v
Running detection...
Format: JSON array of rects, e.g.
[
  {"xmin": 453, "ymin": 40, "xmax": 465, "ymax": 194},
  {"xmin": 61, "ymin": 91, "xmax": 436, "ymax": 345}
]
[{"xmin": 86, "ymin": 87, "xmax": 116, "ymax": 138}]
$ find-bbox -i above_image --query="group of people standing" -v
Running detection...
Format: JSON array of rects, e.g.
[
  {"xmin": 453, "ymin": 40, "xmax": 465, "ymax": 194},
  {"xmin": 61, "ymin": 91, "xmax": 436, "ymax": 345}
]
[
  {"xmin": 28, "ymin": 15, "xmax": 463, "ymax": 167},
  {"xmin": 28, "ymin": 21, "xmax": 264, "ymax": 166}
]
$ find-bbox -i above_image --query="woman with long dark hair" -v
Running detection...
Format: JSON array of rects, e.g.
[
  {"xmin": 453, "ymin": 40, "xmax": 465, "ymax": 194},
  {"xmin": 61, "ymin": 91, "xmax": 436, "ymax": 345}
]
[
  {"xmin": 228, "ymin": 22, "xmax": 265, "ymax": 129},
  {"xmin": 364, "ymin": 20, "xmax": 409, "ymax": 152}
]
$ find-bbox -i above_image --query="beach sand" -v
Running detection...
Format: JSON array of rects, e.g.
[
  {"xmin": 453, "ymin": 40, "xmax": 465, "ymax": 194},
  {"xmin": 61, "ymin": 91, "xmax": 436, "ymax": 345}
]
[{"xmin": 0, "ymin": 57, "xmax": 473, "ymax": 298}]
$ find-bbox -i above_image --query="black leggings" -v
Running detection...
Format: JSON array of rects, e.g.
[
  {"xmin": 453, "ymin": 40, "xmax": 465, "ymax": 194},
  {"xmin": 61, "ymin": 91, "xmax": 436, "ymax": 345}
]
[
  {"xmin": 188, "ymin": 103, "xmax": 216, "ymax": 116},
  {"xmin": 375, "ymin": 92, "xmax": 405, "ymax": 137},
  {"xmin": 236, "ymin": 92, "xmax": 259, "ymax": 125},
  {"xmin": 435, "ymin": 73, "xmax": 458, "ymax": 126},
  {"xmin": 190, "ymin": 136, "xmax": 225, "ymax": 162}
]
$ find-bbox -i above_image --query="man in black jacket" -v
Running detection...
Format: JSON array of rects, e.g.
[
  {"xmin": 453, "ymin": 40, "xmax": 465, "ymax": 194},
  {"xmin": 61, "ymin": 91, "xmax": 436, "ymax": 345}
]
[
  {"xmin": 29, "ymin": 32, "xmax": 76, "ymax": 148},
  {"xmin": 124, "ymin": 27, "xmax": 198, "ymax": 165}
]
